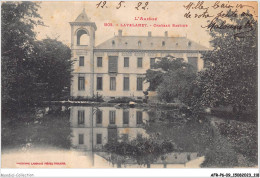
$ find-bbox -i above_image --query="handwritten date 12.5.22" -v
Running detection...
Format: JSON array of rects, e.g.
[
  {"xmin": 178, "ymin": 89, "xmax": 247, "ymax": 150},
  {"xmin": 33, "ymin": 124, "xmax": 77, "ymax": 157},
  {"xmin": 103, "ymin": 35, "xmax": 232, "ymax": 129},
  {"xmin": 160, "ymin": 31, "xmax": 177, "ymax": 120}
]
[{"xmin": 96, "ymin": 1, "xmax": 149, "ymax": 10}]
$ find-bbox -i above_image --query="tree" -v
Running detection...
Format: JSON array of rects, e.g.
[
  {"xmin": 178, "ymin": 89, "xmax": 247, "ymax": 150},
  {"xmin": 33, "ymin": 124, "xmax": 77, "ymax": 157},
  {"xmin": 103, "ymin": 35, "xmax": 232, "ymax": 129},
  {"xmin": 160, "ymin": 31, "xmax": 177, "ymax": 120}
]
[
  {"xmin": 145, "ymin": 56, "xmax": 197, "ymax": 103},
  {"xmin": 34, "ymin": 38, "xmax": 73, "ymax": 101},
  {"xmin": 1, "ymin": 2, "xmax": 73, "ymax": 116},
  {"xmin": 192, "ymin": 11, "xmax": 258, "ymax": 113},
  {"xmin": 1, "ymin": 2, "xmax": 43, "ymax": 113}
]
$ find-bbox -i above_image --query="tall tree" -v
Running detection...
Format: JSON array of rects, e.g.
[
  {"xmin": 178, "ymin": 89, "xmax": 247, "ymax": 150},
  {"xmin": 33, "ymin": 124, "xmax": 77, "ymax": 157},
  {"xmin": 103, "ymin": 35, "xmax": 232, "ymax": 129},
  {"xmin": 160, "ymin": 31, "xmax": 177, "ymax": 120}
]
[
  {"xmin": 1, "ymin": 2, "xmax": 43, "ymax": 113},
  {"xmin": 34, "ymin": 38, "xmax": 72, "ymax": 101},
  {"xmin": 192, "ymin": 11, "xmax": 258, "ymax": 113},
  {"xmin": 145, "ymin": 56, "xmax": 197, "ymax": 103}
]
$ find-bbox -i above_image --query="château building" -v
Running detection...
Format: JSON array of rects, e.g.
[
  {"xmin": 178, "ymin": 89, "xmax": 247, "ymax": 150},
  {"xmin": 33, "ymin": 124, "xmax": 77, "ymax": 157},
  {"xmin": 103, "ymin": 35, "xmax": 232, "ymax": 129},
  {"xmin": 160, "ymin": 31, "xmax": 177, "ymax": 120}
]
[{"xmin": 70, "ymin": 10, "xmax": 208, "ymax": 100}]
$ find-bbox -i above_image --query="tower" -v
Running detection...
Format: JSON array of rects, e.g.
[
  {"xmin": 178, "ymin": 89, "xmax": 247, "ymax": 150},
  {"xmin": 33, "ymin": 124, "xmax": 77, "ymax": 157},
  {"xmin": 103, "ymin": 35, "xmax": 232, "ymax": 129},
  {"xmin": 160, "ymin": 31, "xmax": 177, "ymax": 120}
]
[{"xmin": 70, "ymin": 9, "xmax": 97, "ymax": 98}]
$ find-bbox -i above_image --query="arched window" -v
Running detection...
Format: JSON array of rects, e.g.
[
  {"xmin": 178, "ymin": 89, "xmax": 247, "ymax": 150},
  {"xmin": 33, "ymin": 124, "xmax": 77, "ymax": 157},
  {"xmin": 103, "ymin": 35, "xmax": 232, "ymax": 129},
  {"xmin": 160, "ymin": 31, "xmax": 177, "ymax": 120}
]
[
  {"xmin": 138, "ymin": 41, "xmax": 141, "ymax": 46},
  {"xmin": 77, "ymin": 29, "xmax": 89, "ymax": 45}
]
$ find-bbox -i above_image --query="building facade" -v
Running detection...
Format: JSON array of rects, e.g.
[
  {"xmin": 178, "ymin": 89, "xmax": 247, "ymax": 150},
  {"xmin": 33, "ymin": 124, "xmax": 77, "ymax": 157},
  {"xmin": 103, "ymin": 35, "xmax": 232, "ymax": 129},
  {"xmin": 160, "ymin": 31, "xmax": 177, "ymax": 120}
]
[{"xmin": 70, "ymin": 10, "xmax": 208, "ymax": 100}]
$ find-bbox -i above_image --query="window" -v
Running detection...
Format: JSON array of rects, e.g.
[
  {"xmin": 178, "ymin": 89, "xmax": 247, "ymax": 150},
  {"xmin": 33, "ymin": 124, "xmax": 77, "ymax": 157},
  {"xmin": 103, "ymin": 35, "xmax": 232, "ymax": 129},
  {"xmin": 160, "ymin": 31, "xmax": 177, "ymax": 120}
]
[
  {"xmin": 97, "ymin": 77, "xmax": 103, "ymax": 90},
  {"xmin": 112, "ymin": 40, "xmax": 115, "ymax": 46},
  {"xmin": 96, "ymin": 134, "xmax": 102, "ymax": 144},
  {"xmin": 109, "ymin": 111, "xmax": 116, "ymax": 124},
  {"xmin": 137, "ymin": 77, "xmax": 143, "ymax": 91},
  {"xmin": 137, "ymin": 58, "xmax": 142, "ymax": 68},
  {"xmin": 108, "ymin": 56, "xmax": 118, "ymax": 73},
  {"xmin": 188, "ymin": 57, "xmax": 198, "ymax": 70},
  {"xmin": 79, "ymin": 134, "xmax": 84, "ymax": 144},
  {"xmin": 78, "ymin": 110, "xmax": 85, "ymax": 125},
  {"xmin": 97, "ymin": 57, "xmax": 102, "ymax": 67},
  {"xmin": 123, "ymin": 77, "xmax": 130, "ymax": 91},
  {"xmin": 96, "ymin": 110, "xmax": 102, "ymax": 124},
  {"xmin": 79, "ymin": 56, "xmax": 84, "ymax": 66},
  {"xmin": 136, "ymin": 111, "xmax": 143, "ymax": 124},
  {"xmin": 150, "ymin": 58, "xmax": 155, "ymax": 69},
  {"xmin": 110, "ymin": 77, "xmax": 116, "ymax": 91},
  {"xmin": 162, "ymin": 41, "xmax": 165, "ymax": 46},
  {"xmin": 123, "ymin": 111, "xmax": 129, "ymax": 125},
  {"xmin": 138, "ymin": 41, "xmax": 141, "ymax": 46},
  {"xmin": 124, "ymin": 57, "xmax": 129, "ymax": 67},
  {"xmin": 78, "ymin": 77, "xmax": 85, "ymax": 91}
]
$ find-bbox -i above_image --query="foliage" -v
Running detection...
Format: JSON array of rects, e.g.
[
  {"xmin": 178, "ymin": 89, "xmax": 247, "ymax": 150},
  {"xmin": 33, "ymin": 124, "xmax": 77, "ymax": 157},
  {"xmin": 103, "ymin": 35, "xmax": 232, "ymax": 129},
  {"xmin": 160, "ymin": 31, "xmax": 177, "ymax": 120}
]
[
  {"xmin": 1, "ymin": 2, "xmax": 43, "ymax": 112},
  {"xmin": 1, "ymin": 107, "xmax": 72, "ymax": 149},
  {"xmin": 191, "ymin": 11, "xmax": 258, "ymax": 113},
  {"xmin": 107, "ymin": 97, "xmax": 142, "ymax": 103},
  {"xmin": 34, "ymin": 38, "xmax": 72, "ymax": 101},
  {"xmin": 145, "ymin": 56, "xmax": 197, "ymax": 103},
  {"xmin": 1, "ymin": 2, "xmax": 73, "ymax": 115},
  {"xmin": 70, "ymin": 95, "xmax": 104, "ymax": 102},
  {"xmin": 104, "ymin": 136, "xmax": 176, "ymax": 166}
]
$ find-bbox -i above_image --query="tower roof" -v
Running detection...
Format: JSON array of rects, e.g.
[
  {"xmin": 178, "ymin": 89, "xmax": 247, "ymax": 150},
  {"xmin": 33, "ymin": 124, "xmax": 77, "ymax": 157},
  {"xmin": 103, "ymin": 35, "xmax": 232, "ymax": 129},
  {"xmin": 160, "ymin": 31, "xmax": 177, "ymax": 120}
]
[
  {"xmin": 75, "ymin": 8, "xmax": 90, "ymax": 22},
  {"xmin": 70, "ymin": 8, "xmax": 97, "ymax": 30}
]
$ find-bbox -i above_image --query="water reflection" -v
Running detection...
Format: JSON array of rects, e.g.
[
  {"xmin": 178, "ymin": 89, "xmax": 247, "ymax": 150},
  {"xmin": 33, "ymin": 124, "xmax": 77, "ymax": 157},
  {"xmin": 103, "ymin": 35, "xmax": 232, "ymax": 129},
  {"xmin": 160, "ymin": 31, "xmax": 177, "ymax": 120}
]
[
  {"xmin": 2, "ymin": 105, "xmax": 256, "ymax": 168},
  {"xmin": 70, "ymin": 106, "xmax": 202, "ymax": 168}
]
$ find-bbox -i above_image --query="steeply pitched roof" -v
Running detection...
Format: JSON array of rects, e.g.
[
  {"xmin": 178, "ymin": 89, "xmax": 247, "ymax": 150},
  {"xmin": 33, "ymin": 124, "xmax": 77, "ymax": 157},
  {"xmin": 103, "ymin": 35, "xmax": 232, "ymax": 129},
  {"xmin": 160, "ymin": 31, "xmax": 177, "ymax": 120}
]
[
  {"xmin": 95, "ymin": 35, "xmax": 208, "ymax": 51},
  {"xmin": 75, "ymin": 8, "xmax": 90, "ymax": 22}
]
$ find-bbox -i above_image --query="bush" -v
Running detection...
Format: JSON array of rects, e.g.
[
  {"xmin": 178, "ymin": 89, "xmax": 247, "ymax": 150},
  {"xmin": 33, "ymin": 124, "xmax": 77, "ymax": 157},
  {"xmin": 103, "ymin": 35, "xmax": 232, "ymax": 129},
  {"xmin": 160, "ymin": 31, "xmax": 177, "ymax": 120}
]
[
  {"xmin": 107, "ymin": 97, "xmax": 142, "ymax": 103},
  {"xmin": 70, "ymin": 95, "xmax": 104, "ymax": 102}
]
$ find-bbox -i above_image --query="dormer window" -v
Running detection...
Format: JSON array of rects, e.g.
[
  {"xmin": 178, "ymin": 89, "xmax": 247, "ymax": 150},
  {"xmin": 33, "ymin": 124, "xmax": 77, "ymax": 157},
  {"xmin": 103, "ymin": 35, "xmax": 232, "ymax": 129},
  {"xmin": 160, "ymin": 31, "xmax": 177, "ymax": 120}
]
[
  {"xmin": 162, "ymin": 41, "xmax": 165, "ymax": 46},
  {"xmin": 138, "ymin": 41, "xmax": 141, "ymax": 47},
  {"xmin": 112, "ymin": 40, "xmax": 115, "ymax": 46}
]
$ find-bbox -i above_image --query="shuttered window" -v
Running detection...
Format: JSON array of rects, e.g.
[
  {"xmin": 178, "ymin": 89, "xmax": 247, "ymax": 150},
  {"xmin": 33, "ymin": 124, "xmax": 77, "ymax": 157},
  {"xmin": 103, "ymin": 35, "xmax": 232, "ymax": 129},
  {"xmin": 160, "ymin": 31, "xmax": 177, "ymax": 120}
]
[
  {"xmin": 109, "ymin": 111, "xmax": 116, "ymax": 124},
  {"xmin": 78, "ymin": 110, "xmax": 85, "ymax": 125},
  {"xmin": 150, "ymin": 58, "xmax": 155, "ymax": 68},
  {"xmin": 137, "ymin": 58, "xmax": 143, "ymax": 68},
  {"xmin": 79, "ymin": 134, "xmax": 84, "ymax": 144},
  {"xmin": 97, "ymin": 57, "xmax": 102, "ymax": 67},
  {"xmin": 123, "ymin": 111, "xmax": 129, "ymax": 124},
  {"xmin": 124, "ymin": 57, "xmax": 129, "ymax": 67},
  {"xmin": 110, "ymin": 77, "xmax": 116, "ymax": 90},
  {"xmin": 96, "ymin": 110, "xmax": 102, "ymax": 124},
  {"xmin": 137, "ymin": 77, "xmax": 143, "ymax": 91},
  {"xmin": 108, "ymin": 56, "xmax": 118, "ymax": 73},
  {"xmin": 188, "ymin": 57, "xmax": 198, "ymax": 70},
  {"xmin": 78, "ymin": 77, "xmax": 85, "ymax": 91},
  {"xmin": 136, "ymin": 111, "xmax": 143, "ymax": 124},
  {"xmin": 97, "ymin": 77, "xmax": 103, "ymax": 90},
  {"xmin": 96, "ymin": 134, "xmax": 102, "ymax": 144},
  {"xmin": 79, "ymin": 56, "xmax": 84, "ymax": 66},
  {"xmin": 123, "ymin": 77, "xmax": 130, "ymax": 91}
]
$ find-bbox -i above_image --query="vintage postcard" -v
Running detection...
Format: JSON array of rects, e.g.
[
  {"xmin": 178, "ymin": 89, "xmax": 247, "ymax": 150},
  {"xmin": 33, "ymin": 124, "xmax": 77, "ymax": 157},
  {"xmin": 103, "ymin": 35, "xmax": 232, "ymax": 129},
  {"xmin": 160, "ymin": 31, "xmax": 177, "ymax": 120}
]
[{"xmin": 1, "ymin": 0, "xmax": 259, "ymax": 177}]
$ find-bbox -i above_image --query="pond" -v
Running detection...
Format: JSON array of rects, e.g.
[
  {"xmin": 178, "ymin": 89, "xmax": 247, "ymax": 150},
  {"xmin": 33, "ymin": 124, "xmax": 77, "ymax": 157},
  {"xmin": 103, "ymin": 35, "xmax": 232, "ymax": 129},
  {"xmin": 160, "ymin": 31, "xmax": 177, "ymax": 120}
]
[{"xmin": 1, "ymin": 105, "xmax": 258, "ymax": 168}]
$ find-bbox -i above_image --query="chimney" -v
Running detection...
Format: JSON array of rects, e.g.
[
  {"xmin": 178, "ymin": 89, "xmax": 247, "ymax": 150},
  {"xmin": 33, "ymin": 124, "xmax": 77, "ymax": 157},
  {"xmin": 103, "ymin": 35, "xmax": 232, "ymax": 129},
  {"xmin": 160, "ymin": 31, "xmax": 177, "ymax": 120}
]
[
  {"xmin": 164, "ymin": 31, "xmax": 168, "ymax": 37},
  {"xmin": 118, "ymin": 29, "xmax": 122, "ymax": 37},
  {"xmin": 148, "ymin": 31, "xmax": 152, "ymax": 37}
]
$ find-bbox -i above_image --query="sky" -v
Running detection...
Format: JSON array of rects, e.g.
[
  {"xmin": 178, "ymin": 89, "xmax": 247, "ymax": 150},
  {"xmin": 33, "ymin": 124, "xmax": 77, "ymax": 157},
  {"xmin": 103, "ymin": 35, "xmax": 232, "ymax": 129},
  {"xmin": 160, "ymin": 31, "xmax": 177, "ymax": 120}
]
[{"xmin": 35, "ymin": 1, "xmax": 258, "ymax": 48}]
